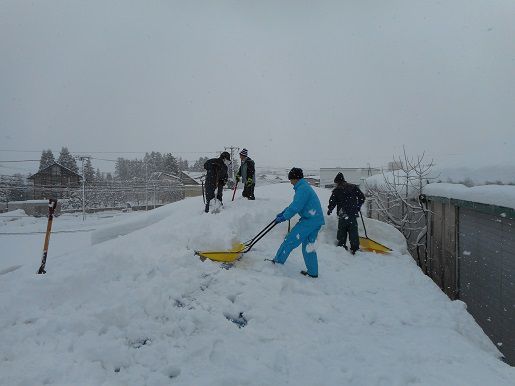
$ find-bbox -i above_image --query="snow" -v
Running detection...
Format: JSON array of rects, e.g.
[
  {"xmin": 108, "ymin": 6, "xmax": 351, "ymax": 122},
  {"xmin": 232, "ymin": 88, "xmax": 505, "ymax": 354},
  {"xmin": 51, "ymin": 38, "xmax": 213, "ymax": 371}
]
[
  {"xmin": 423, "ymin": 183, "xmax": 515, "ymax": 210},
  {"xmin": 365, "ymin": 165, "xmax": 515, "ymax": 195},
  {"xmin": 1, "ymin": 184, "xmax": 514, "ymax": 385}
]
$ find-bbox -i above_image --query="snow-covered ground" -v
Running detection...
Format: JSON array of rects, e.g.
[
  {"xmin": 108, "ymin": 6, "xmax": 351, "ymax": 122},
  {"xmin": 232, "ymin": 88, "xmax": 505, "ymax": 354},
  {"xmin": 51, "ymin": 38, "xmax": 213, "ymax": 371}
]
[{"xmin": 1, "ymin": 184, "xmax": 513, "ymax": 386}]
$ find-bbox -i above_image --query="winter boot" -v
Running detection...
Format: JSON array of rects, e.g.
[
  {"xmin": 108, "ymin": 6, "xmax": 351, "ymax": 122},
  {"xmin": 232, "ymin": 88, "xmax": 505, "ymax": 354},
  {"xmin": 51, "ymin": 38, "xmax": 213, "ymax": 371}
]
[
  {"xmin": 300, "ymin": 270, "xmax": 318, "ymax": 278},
  {"xmin": 204, "ymin": 203, "xmax": 209, "ymax": 213}
]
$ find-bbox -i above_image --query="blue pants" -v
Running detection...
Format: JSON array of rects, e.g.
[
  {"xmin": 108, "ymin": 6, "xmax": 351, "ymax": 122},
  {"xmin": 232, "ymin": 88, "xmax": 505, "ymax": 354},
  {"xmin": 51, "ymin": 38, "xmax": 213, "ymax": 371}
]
[{"xmin": 274, "ymin": 221, "xmax": 321, "ymax": 276}]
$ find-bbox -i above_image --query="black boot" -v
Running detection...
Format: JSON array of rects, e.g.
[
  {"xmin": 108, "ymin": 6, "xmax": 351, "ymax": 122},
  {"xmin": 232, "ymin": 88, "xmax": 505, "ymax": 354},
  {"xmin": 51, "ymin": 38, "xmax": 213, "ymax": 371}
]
[{"xmin": 204, "ymin": 203, "xmax": 209, "ymax": 213}]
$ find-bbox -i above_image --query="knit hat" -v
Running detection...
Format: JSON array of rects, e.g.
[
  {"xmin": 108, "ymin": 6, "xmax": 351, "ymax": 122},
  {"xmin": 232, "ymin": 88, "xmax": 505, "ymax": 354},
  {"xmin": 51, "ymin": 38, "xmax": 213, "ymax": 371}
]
[
  {"xmin": 334, "ymin": 172, "xmax": 345, "ymax": 183},
  {"xmin": 288, "ymin": 167, "xmax": 304, "ymax": 180},
  {"xmin": 220, "ymin": 151, "xmax": 231, "ymax": 161},
  {"xmin": 239, "ymin": 148, "xmax": 248, "ymax": 157}
]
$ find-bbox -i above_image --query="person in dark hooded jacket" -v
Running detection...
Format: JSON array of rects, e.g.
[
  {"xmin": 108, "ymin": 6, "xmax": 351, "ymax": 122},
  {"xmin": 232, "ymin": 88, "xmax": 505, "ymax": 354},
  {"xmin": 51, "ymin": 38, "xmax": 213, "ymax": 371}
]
[
  {"xmin": 327, "ymin": 172, "xmax": 365, "ymax": 254},
  {"xmin": 203, "ymin": 151, "xmax": 231, "ymax": 213}
]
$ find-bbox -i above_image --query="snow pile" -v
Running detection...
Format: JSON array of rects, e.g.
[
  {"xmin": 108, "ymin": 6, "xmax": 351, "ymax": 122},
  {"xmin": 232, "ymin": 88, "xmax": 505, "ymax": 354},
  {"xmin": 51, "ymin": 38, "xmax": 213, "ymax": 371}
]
[
  {"xmin": 1, "ymin": 184, "xmax": 513, "ymax": 385},
  {"xmin": 423, "ymin": 183, "xmax": 515, "ymax": 210},
  {"xmin": 365, "ymin": 165, "xmax": 515, "ymax": 196}
]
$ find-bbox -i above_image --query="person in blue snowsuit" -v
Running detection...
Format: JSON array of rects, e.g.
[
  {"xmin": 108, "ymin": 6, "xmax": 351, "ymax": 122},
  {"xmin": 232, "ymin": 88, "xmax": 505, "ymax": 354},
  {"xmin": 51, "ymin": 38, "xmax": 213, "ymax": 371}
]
[{"xmin": 273, "ymin": 168, "xmax": 325, "ymax": 278}]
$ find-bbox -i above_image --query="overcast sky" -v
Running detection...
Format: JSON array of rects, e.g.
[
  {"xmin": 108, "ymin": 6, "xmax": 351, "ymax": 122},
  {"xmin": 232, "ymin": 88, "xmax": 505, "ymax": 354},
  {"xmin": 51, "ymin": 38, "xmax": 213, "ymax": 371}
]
[{"xmin": 1, "ymin": 0, "xmax": 514, "ymax": 174}]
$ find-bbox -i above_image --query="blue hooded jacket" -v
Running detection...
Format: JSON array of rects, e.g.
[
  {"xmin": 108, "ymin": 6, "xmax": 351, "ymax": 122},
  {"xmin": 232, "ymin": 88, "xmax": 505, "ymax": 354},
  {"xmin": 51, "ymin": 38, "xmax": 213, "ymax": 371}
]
[{"xmin": 281, "ymin": 179, "xmax": 325, "ymax": 227}]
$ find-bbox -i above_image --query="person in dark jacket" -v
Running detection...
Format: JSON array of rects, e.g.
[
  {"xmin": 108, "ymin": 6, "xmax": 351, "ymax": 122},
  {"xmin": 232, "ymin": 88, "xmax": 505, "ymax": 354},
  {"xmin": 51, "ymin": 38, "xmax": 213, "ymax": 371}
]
[
  {"xmin": 273, "ymin": 168, "xmax": 325, "ymax": 278},
  {"xmin": 235, "ymin": 148, "xmax": 255, "ymax": 200},
  {"xmin": 203, "ymin": 151, "xmax": 231, "ymax": 213},
  {"xmin": 327, "ymin": 172, "xmax": 365, "ymax": 254}
]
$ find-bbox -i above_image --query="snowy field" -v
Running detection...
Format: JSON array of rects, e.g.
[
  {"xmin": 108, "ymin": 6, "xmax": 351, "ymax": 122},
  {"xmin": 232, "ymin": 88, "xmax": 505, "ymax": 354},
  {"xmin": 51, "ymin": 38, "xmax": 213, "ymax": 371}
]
[{"xmin": 1, "ymin": 184, "xmax": 514, "ymax": 386}]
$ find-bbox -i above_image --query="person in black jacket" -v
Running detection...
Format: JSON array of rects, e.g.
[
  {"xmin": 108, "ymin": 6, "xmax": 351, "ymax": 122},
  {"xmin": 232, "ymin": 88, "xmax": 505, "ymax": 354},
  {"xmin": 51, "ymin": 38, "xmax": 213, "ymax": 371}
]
[
  {"xmin": 203, "ymin": 151, "xmax": 231, "ymax": 213},
  {"xmin": 327, "ymin": 172, "xmax": 366, "ymax": 254},
  {"xmin": 235, "ymin": 148, "xmax": 255, "ymax": 200}
]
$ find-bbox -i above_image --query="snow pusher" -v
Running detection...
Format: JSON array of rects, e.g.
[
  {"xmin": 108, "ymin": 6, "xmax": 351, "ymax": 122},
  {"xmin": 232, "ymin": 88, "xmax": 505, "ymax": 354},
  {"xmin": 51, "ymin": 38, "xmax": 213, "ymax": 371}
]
[
  {"xmin": 195, "ymin": 220, "xmax": 278, "ymax": 262},
  {"xmin": 359, "ymin": 211, "xmax": 392, "ymax": 254}
]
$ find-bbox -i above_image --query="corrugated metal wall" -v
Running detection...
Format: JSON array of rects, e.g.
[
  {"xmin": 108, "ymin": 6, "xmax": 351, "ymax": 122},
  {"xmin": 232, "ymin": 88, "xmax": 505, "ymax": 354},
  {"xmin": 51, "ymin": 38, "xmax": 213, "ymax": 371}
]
[
  {"xmin": 428, "ymin": 200, "xmax": 457, "ymax": 299},
  {"xmin": 458, "ymin": 207, "xmax": 515, "ymax": 365}
]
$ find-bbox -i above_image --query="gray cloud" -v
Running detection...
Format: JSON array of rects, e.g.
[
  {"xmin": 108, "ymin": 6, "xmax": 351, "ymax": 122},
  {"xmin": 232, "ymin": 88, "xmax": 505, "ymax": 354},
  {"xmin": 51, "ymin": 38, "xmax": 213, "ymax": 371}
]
[{"xmin": 1, "ymin": 0, "xmax": 514, "ymax": 172}]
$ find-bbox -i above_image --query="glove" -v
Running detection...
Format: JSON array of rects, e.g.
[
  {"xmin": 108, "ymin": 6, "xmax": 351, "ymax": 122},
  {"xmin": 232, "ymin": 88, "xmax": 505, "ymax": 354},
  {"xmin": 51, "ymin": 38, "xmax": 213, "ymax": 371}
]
[
  {"xmin": 275, "ymin": 213, "xmax": 286, "ymax": 224},
  {"xmin": 245, "ymin": 177, "xmax": 253, "ymax": 187},
  {"xmin": 235, "ymin": 174, "xmax": 240, "ymax": 183},
  {"xmin": 327, "ymin": 210, "xmax": 332, "ymax": 216}
]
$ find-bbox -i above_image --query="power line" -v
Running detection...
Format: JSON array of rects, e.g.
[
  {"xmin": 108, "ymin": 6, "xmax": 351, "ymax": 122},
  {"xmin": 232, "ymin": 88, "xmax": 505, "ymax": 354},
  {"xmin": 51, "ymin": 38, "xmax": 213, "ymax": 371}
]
[
  {"xmin": 0, "ymin": 160, "xmax": 40, "ymax": 162},
  {"xmin": 0, "ymin": 149, "xmax": 219, "ymax": 155}
]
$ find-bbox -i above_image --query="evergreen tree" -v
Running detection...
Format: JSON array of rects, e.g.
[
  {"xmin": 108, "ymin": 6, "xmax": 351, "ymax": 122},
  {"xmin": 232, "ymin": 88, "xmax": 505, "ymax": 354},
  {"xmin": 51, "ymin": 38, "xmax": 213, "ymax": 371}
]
[
  {"xmin": 39, "ymin": 149, "xmax": 55, "ymax": 170},
  {"xmin": 115, "ymin": 157, "xmax": 129, "ymax": 180},
  {"xmin": 163, "ymin": 153, "xmax": 179, "ymax": 174},
  {"xmin": 144, "ymin": 152, "xmax": 164, "ymax": 174},
  {"xmin": 84, "ymin": 158, "xmax": 95, "ymax": 183},
  {"xmin": 95, "ymin": 168, "xmax": 104, "ymax": 182},
  {"xmin": 177, "ymin": 157, "xmax": 188, "ymax": 171},
  {"xmin": 57, "ymin": 147, "xmax": 79, "ymax": 173},
  {"xmin": 192, "ymin": 157, "xmax": 209, "ymax": 171}
]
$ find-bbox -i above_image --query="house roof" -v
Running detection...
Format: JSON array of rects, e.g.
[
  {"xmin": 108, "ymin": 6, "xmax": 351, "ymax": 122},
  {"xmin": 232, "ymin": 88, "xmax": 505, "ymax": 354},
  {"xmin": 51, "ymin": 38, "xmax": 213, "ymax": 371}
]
[
  {"xmin": 148, "ymin": 172, "xmax": 183, "ymax": 184},
  {"xmin": 28, "ymin": 162, "xmax": 82, "ymax": 180},
  {"xmin": 179, "ymin": 171, "xmax": 202, "ymax": 185}
]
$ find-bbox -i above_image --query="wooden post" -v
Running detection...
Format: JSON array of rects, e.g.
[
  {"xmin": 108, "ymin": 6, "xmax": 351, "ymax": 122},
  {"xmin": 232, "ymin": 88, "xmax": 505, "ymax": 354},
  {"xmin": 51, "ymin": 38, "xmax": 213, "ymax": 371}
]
[{"xmin": 37, "ymin": 199, "xmax": 58, "ymax": 274}]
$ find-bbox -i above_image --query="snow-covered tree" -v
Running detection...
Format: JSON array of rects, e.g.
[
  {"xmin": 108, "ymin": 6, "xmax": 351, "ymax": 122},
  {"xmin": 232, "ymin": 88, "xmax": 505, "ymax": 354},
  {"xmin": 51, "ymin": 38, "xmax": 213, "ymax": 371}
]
[
  {"xmin": 191, "ymin": 157, "xmax": 209, "ymax": 171},
  {"xmin": 144, "ymin": 152, "xmax": 163, "ymax": 175},
  {"xmin": 95, "ymin": 168, "xmax": 104, "ymax": 182},
  {"xmin": 57, "ymin": 147, "xmax": 78, "ymax": 173},
  {"xmin": 0, "ymin": 174, "xmax": 27, "ymax": 202},
  {"xmin": 162, "ymin": 153, "xmax": 179, "ymax": 174},
  {"xmin": 39, "ymin": 149, "xmax": 55, "ymax": 170},
  {"xmin": 365, "ymin": 147, "xmax": 436, "ymax": 268},
  {"xmin": 84, "ymin": 158, "xmax": 95, "ymax": 183},
  {"xmin": 177, "ymin": 157, "xmax": 188, "ymax": 171}
]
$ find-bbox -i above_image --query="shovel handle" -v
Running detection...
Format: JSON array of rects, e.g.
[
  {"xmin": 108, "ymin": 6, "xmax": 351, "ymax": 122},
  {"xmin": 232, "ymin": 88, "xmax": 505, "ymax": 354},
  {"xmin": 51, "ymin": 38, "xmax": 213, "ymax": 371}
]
[
  {"xmin": 359, "ymin": 210, "xmax": 368, "ymax": 238},
  {"xmin": 232, "ymin": 181, "xmax": 238, "ymax": 201},
  {"xmin": 243, "ymin": 220, "xmax": 277, "ymax": 253}
]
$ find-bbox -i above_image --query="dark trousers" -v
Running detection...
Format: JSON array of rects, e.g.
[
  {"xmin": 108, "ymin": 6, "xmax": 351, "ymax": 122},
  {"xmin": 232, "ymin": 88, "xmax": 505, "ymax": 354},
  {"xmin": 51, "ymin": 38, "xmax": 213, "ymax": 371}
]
[
  {"xmin": 337, "ymin": 215, "xmax": 360, "ymax": 252},
  {"xmin": 242, "ymin": 184, "xmax": 255, "ymax": 200},
  {"xmin": 205, "ymin": 181, "xmax": 224, "ymax": 203}
]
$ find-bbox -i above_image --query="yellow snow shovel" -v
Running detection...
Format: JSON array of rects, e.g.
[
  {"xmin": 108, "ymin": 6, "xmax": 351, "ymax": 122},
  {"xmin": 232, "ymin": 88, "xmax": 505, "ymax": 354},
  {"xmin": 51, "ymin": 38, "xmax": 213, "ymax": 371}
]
[
  {"xmin": 359, "ymin": 211, "xmax": 392, "ymax": 254},
  {"xmin": 195, "ymin": 220, "xmax": 278, "ymax": 262}
]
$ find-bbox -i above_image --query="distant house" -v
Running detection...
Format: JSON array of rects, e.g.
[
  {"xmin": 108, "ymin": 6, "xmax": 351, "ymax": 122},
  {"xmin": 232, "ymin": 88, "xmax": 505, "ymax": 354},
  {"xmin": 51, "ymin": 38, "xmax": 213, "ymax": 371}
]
[
  {"xmin": 179, "ymin": 171, "xmax": 203, "ymax": 198},
  {"xmin": 320, "ymin": 167, "xmax": 381, "ymax": 189},
  {"xmin": 178, "ymin": 171, "xmax": 201, "ymax": 185},
  {"xmin": 147, "ymin": 172, "xmax": 185, "ymax": 205},
  {"xmin": 28, "ymin": 163, "xmax": 82, "ymax": 199}
]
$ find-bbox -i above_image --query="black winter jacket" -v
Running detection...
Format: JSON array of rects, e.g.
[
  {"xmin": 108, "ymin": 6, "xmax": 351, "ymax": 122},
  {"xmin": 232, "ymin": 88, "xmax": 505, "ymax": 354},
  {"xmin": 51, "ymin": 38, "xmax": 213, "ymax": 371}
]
[
  {"xmin": 328, "ymin": 182, "xmax": 365, "ymax": 217},
  {"xmin": 204, "ymin": 157, "xmax": 228, "ymax": 186}
]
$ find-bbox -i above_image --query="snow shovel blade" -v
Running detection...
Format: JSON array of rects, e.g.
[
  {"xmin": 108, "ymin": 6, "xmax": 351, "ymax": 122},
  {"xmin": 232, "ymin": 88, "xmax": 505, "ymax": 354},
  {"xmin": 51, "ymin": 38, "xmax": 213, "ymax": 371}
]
[
  {"xmin": 359, "ymin": 237, "xmax": 391, "ymax": 254},
  {"xmin": 195, "ymin": 242, "xmax": 246, "ymax": 262}
]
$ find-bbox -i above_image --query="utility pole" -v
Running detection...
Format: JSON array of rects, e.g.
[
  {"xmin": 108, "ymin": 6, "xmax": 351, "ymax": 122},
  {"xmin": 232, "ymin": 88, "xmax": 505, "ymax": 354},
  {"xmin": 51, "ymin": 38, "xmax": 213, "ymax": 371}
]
[
  {"xmin": 145, "ymin": 162, "xmax": 148, "ymax": 211},
  {"xmin": 224, "ymin": 146, "xmax": 240, "ymax": 182},
  {"xmin": 77, "ymin": 155, "xmax": 91, "ymax": 221}
]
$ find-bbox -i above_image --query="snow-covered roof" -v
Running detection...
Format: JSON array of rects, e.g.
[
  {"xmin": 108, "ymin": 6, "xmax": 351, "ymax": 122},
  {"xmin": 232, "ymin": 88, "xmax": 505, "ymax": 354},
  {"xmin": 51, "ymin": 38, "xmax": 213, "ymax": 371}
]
[
  {"xmin": 2, "ymin": 183, "xmax": 514, "ymax": 383},
  {"xmin": 28, "ymin": 162, "xmax": 82, "ymax": 179},
  {"xmin": 423, "ymin": 183, "xmax": 515, "ymax": 211}
]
